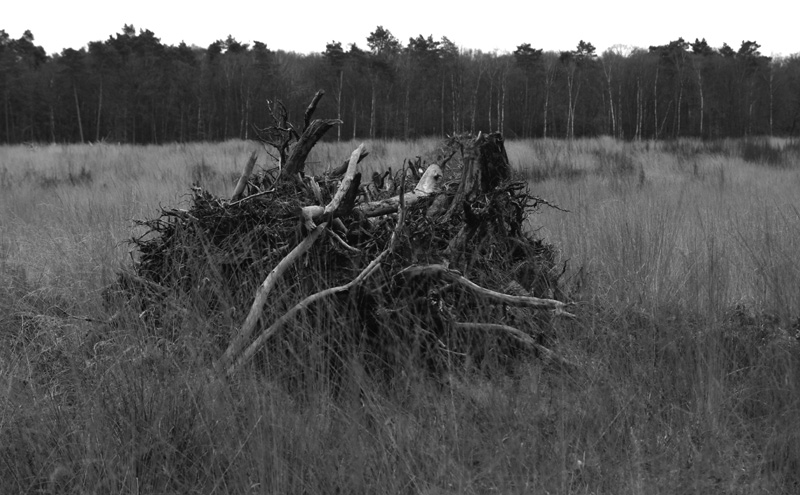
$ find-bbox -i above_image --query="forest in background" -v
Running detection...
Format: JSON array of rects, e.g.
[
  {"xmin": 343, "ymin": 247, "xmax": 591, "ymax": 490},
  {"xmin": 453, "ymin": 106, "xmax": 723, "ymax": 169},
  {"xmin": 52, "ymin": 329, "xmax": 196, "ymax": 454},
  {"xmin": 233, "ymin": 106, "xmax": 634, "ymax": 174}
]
[{"xmin": 1, "ymin": 24, "xmax": 799, "ymax": 144}]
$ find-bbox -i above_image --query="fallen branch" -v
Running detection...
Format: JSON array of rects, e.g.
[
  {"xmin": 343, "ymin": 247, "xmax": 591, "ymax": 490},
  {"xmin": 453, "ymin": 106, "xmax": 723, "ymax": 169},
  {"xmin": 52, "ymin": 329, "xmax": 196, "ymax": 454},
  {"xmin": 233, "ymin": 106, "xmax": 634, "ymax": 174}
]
[
  {"xmin": 225, "ymin": 242, "xmax": 382, "ymax": 376},
  {"xmin": 356, "ymin": 164, "xmax": 442, "ymax": 216},
  {"xmin": 216, "ymin": 144, "xmax": 365, "ymax": 374},
  {"xmin": 215, "ymin": 221, "xmax": 328, "ymax": 374},
  {"xmin": 224, "ymin": 161, "xmax": 409, "ymax": 377},
  {"xmin": 329, "ymin": 148, "xmax": 369, "ymax": 177},
  {"xmin": 299, "ymin": 163, "xmax": 443, "ymax": 221},
  {"xmin": 324, "ymin": 144, "xmax": 365, "ymax": 217},
  {"xmin": 329, "ymin": 229, "xmax": 360, "ymax": 254},
  {"xmin": 230, "ymin": 151, "xmax": 258, "ymax": 201},
  {"xmin": 398, "ymin": 264, "xmax": 576, "ymax": 318}
]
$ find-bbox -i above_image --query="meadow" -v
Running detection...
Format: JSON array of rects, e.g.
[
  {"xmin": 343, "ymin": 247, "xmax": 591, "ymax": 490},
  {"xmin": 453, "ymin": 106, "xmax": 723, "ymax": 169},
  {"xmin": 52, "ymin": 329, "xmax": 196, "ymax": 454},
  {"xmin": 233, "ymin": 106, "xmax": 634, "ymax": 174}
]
[{"xmin": 1, "ymin": 136, "xmax": 799, "ymax": 493}]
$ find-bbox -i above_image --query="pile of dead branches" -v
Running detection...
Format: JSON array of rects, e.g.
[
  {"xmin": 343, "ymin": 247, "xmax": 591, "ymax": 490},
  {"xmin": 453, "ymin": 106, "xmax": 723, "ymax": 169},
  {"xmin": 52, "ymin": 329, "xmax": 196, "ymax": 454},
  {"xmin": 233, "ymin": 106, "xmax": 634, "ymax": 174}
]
[{"xmin": 109, "ymin": 92, "xmax": 575, "ymax": 381}]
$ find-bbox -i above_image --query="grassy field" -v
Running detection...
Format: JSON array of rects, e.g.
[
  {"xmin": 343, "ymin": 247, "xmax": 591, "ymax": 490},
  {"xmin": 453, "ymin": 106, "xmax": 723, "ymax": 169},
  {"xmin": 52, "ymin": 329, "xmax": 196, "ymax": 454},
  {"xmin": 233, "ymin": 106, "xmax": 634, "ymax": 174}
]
[{"xmin": 1, "ymin": 137, "xmax": 799, "ymax": 493}]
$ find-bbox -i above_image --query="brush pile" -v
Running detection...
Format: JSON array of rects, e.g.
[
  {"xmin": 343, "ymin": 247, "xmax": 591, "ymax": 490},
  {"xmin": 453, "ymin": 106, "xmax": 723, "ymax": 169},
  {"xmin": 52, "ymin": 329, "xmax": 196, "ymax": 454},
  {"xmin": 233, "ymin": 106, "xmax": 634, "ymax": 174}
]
[{"xmin": 109, "ymin": 93, "xmax": 575, "ymax": 381}]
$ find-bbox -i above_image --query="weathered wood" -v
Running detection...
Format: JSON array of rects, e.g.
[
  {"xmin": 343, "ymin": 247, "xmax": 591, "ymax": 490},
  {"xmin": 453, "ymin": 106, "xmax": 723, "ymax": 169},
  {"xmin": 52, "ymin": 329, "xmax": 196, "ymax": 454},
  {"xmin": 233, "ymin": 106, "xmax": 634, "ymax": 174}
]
[
  {"xmin": 324, "ymin": 144, "xmax": 366, "ymax": 217},
  {"xmin": 329, "ymin": 148, "xmax": 369, "ymax": 177},
  {"xmin": 224, "ymin": 177, "xmax": 410, "ymax": 377},
  {"xmin": 282, "ymin": 118, "xmax": 343, "ymax": 178},
  {"xmin": 473, "ymin": 132, "xmax": 511, "ymax": 193},
  {"xmin": 303, "ymin": 90, "xmax": 325, "ymax": 130},
  {"xmin": 398, "ymin": 264, "xmax": 575, "ymax": 317},
  {"xmin": 354, "ymin": 164, "xmax": 442, "ymax": 217},
  {"xmin": 216, "ymin": 144, "xmax": 365, "ymax": 374},
  {"xmin": 215, "ymin": 220, "xmax": 329, "ymax": 375},
  {"xmin": 443, "ymin": 132, "xmax": 511, "ymax": 220},
  {"xmin": 231, "ymin": 151, "xmax": 258, "ymax": 201},
  {"xmin": 300, "ymin": 164, "xmax": 443, "ymax": 221}
]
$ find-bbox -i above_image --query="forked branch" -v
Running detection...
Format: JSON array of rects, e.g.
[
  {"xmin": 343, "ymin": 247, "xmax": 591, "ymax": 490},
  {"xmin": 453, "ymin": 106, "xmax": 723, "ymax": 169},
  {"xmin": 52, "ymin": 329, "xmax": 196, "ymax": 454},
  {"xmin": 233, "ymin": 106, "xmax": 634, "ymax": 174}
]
[
  {"xmin": 216, "ymin": 144, "xmax": 366, "ymax": 375},
  {"xmin": 223, "ymin": 156, "xmax": 409, "ymax": 377}
]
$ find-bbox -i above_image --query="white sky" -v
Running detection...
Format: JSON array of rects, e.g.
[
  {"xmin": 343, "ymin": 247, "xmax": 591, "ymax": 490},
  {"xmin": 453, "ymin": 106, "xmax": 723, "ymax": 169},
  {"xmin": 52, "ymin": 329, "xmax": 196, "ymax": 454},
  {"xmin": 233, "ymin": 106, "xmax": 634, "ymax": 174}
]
[{"xmin": 5, "ymin": 0, "xmax": 798, "ymax": 58}]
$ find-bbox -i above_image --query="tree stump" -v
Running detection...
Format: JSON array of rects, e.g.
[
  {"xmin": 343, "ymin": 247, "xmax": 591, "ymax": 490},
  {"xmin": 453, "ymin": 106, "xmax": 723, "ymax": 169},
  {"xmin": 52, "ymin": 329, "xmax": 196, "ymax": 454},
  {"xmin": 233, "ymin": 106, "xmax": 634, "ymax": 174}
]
[{"xmin": 444, "ymin": 132, "xmax": 511, "ymax": 220}]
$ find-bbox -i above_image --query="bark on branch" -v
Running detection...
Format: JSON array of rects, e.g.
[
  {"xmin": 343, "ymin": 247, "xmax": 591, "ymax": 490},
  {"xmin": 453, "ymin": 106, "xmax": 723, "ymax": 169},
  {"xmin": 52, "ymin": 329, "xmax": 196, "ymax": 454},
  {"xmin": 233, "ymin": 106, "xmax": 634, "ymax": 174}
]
[
  {"xmin": 304, "ymin": 90, "xmax": 325, "ymax": 130},
  {"xmin": 282, "ymin": 118, "xmax": 343, "ymax": 179},
  {"xmin": 231, "ymin": 150, "xmax": 258, "ymax": 201},
  {"xmin": 398, "ymin": 264, "xmax": 575, "ymax": 318},
  {"xmin": 215, "ymin": 221, "xmax": 328, "ymax": 374},
  {"xmin": 299, "ymin": 164, "xmax": 443, "ymax": 221},
  {"xmin": 222, "ymin": 169, "xmax": 409, "ymax": 377},
  {"xmin": 216, "ymin": 144, "xmax": 365, "ymax": 375}
]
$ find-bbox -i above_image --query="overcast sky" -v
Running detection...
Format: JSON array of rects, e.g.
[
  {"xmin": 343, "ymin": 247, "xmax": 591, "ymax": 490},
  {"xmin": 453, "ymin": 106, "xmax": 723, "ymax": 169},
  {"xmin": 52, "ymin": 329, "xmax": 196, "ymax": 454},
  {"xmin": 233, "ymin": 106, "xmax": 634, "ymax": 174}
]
[{"xmin": 5, "ymin": 0, "xmax": 798, "ymax": 57}]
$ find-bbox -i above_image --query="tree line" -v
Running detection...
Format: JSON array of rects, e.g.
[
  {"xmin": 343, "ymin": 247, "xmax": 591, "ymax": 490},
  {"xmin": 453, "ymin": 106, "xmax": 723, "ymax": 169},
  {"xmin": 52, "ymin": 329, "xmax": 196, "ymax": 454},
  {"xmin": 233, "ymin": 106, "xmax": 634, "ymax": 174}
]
[{"xmin": 2, "ymin": 25, "xmax": 799, "ymax": 144}]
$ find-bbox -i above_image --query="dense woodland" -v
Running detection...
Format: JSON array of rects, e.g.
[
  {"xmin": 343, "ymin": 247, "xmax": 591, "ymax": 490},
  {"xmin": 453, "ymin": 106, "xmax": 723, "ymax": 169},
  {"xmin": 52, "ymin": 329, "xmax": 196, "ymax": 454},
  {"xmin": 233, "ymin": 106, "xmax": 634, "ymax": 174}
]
[{"xmin": 2, "ymin": 25, "xmax": 800, "ymax": 144}]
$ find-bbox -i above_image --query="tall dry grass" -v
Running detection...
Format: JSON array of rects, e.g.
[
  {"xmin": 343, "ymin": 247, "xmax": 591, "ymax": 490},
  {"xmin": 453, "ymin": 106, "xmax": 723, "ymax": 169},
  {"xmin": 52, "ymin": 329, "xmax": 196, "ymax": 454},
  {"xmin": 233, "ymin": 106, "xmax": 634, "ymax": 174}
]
[{"xmin": 1, "ymin": 137, "xmax": 799, "ymax": 493}]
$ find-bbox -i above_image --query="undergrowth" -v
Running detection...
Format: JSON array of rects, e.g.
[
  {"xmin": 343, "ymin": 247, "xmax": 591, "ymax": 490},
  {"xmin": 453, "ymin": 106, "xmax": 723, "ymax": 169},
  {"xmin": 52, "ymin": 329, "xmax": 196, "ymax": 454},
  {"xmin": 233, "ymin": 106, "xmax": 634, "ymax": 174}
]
[{"xmin": 1, "ymin": 138, "xmax": 798, "ymax": 493}]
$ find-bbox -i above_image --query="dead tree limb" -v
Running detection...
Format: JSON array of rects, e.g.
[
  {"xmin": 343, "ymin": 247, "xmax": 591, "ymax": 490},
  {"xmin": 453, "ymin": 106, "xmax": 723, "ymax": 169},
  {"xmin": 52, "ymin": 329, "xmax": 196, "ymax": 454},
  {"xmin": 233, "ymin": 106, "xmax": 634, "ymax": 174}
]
[
  {"xmin": 304, "ymin": 90, "xmax": 325, "ymax": 130},
  {"xmin": 224, "ymin": 171, "xmax": 409, "ymax": 377},
  {"xmin": 253, "ymin": 100, "xmax": 297, "ymax": 166},
  {"xmin": 398, "ymin": 264, "xmax": 575, "ymax": 318},
  {"xmin": 231, "ymin": 151, "xmax": 258, "ymax": 201},
  {"xmin": 215, "ymin": 221, "xmax": 328, "ymax": 374},
  {"xmin": 329, "ymin": 148, "xmax": 369, "ymax": 177},
  {"xmin": 299, "ymin": 164, "xmax": 443, "ymax": 221},
  {"xmin": 282, "ymin": 118, "xmax": 343, "ymax": 179},
  {"xmin": 324, "ymin": 144, "xmax": 365, "ymax": 217},
  {"xmin": 216, "ymin": 144, "xmax": 365, "ymax": 375}
]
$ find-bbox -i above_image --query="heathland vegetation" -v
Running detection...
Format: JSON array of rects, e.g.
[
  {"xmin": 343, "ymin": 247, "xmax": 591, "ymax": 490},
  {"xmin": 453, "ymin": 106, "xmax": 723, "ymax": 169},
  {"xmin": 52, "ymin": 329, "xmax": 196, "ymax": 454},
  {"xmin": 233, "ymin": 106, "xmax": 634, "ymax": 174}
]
[
  {"xmin": 1, "ymin": 137, "xmax": 799, "ymax": 492},
  {"xmin": 1, "ymin": 25, "xmax": 799, "ymax": 144}
]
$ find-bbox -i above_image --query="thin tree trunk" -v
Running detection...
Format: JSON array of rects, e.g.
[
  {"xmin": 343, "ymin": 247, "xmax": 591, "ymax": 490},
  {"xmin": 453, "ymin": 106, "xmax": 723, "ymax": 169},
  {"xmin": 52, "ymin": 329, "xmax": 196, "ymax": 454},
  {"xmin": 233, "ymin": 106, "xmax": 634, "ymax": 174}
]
[
  {"xmin": 244, "ymin": 90, "xmax": 251, "ymax": 140},
  {"xmin": 565, "ymin": 66, "xmax": 577, "ymax": 140},
  {"xmin": 197, "ymin": 103, "xmax": 202, "ymax": 140},
  {"xmin": 404, "ymin": 84, "xmax": 410, "ymax": 139},
  {"xmin": 543, "ymin": 88, "xmax": 549, "ymax": 139},
  {"xmin": 604, "ymin": 67, "xmax": 616, "ymax": 137},
  {"xmin": 487, "ymin": 74, "xmax": 493, "ymax": 131},
  {"xmin": 73, "ymin": 82, "xmax": 84, "ymax": 143},
  {"xmin": 49, "ymin": 105, "xmax": 56, "ymax": 144},
  {"xmin": 451, "ymin": 74, "xmax": 458, "ymax": 133},
  {"xmin": 441, "ymin": 76, "xmax": 445, "ymax": 136},
  {"xmin": 336, "ymin": 70, "xmax": 343, "ymax": 141},
  {"xmin": 769, "ymin": 69, "xmax": 774, "ymax": 136},
  {"xmin": 370, "ymin": 80, "xmax": 377, "ymax": 139},
  {"xmin": 617, "ymin": 79, "xmax": 623, "ymax": 139},
  {"xmin": 697, "ymin": 71, "xmax": 705, "ymax": 137},
  {"xmin": 470, "ymin": 66, "xmax": 484, "ymax": 133},
  {"xmin": 95, "ymin": 77, "xmax": 103, "ymax": 142},
  {"xmin": 676, "ymin": 77, "xmax": 684, "ymax": 137},
  {"xmin": 3, "ymin": 90, "xmax": 9, "ymax": 144},
  {"xmin": 500, "ymin": 76, "xmax": 506, "ymax": 135},
  {"xmin": 523, "ymin": 77, "xmax": 529, "ymax": 137},
  {"xmin": 352, "ymin": 100, "xmax": 357, "ymax": 139},
  {"xmin": 635, "ymin": 77, "xmax": 643, "ymax": 140},
  {"xmin": 653, "ymin": 66, "xmax": 659, "ymax": 140}
]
